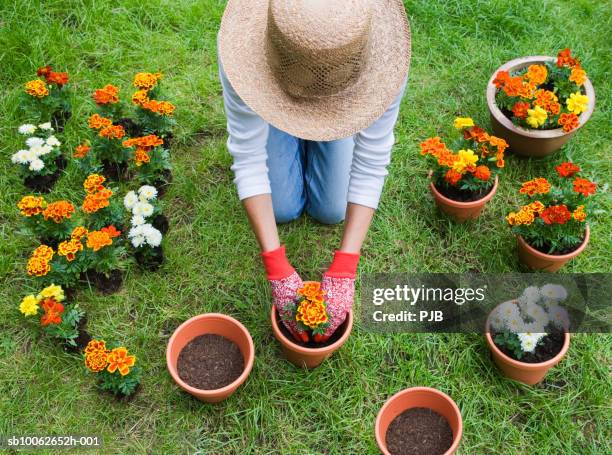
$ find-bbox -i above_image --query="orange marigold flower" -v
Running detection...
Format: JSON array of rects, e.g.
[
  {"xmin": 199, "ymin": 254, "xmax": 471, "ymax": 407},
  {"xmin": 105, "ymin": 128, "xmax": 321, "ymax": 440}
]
[
  {"xmin": 141, "ymin": 99, "xmax": 176, "ymax": 116},
  {"xmin": 37, "ymin": 66, "xmax": 52, "ymax": 77},
  {"xmin": 473, "ymin": 165, "xmax": 491, "ymax": 181},
  {"xmin": 444, "ymin": 169, "xmax": 462, "ymax": 186},
  {"xmin": 42, "ymin": 200, "xmax": 75, "ymax": 223},
  {"xmin": 25, "ymin": 79, "xmax": 49, "ymax": 98},
  {"xmin": 540, "ymin": 204, "xmax": 572, "ymax": 225},
  {"xmin": 572, "ymin": 205, "xmax": 587, "ymax": 222},
  {"xmin": 558, "ymin": 113, "xmax": 580, "ymax": 133},
  {"xmin": 83, "ymin": 174, "xmax": 106, "ymax": 194},
  {"xmin": 296, "ymin": 299, "xmax": 328, "ymax": 330},
  {"xmin": 82, "ymin": 190, "xmax": 112, "ymax": 214},
  {"xmin": 71, "ymin": 226, "xmax": 89, "ymax": 241},
  {"xmin": 557, "ymin": 48, "xmax": 577, "ymax": 68},
  {"xmin": 18, "ymin": 195, "xmax": 46, "ymax": 216},
  {"xmin": 298, "ymin": 282, "xmax": 324, "ymax": 299},
  {"xmin": 107, "ymin": 347, "xmax": 136, "ymax": 376},
  {"xmin": 73, "ymin": 143, "xmax": 91, "ymax": 159},
  {"xmin": 85, "ymin": 339, "xmax": 110, "ymax": 373},
  {"xmin": 132, "ymin": 89, "xmax": 150, "ymax": 106},
  {"xmin": 122, "ymin": 134, "xmax": 164, "ymax": 150},
  {"xmin": 27, "ymin": 256, "xmax": 51, "ymax": 277},
  {"xmin": 420, "ymin": 137, "xmax": 446, "ymax": 155},
  {"xmin": 527, "ymin": 201, "xmax": 545, "ymax": 214},
  {"xmin": 534, "ymin": 89, "xmax": 559, "ymax": 113},
  {"xmin": 493, "ymin": 70, "xmax": 510, "ymax": 89},
  {"xmin": 40, "ymin": 299, "xmax": 64, "ymax": 326},
  {"xmin": 569, "ymin": 67, "xmax": 587, "ymax": 86},
  {"xmin": 45, "ymin": 71, "xmax": 69, "ymax": 86},
  {"xmin": 86, "ymin": 230, "xmax": 113, "ymax": 251},
  {"xmin": 463, "ymin": 126, "xmax": 489, "ymax": 143},
  {"xmin": 133, "ymin": 72, "xmax": 162, "ymax": 91},
  {"xmin": 99, "ymin": 124, "xmax": 126, "ymax": 140},
  {"xmin": 555, "ymin": 162, "xmax": 580, "ymax": 178},
  {"xmin": 502, "ymin": 76, "xmax": 525, "ymax": 97},
  {"xmin": 511, "ymin": 102, "xmax": 530, "ymax": 119},
  {"xmin": 525, "ymin": 64, "xmax": 547, "ymax": 85},
  {"xmin": 101, "ymin": 225, "xmax": 121, "ymax": 238},
  {"xmin": 32, "ymin": 245, "xmax": 54, "ymax": 261},
  {"xmin": 88, "ymin": 114, "xmax": 112, "ymax": 130},
  {"xmin": 92, "ymin": 84, "xmax": 120, "ymax": 105},
  {"xmin": 520, "ymin": 178, "xmax": 551, "ymax": 196},
  {"xmin": 58, "ymin": 239, "xmax": 83, "ymax": 262},
  {"xmin": 134, "ymin": 148, "xmax": 150, "ymax": 166},
  {"xmin": 573, "ymin": 177, "xmax": 596, "ymax": 196}
]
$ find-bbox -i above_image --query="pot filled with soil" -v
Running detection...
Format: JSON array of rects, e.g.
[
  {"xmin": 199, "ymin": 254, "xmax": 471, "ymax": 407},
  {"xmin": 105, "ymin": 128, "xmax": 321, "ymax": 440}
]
[
  {"xmin": 517, "ymin": 225, "xmax": 589, "ymax": 272},
  {"xmin": 270, "ymin": 306, "xmax": 353, "ymax": 369},
  {"xmin": 430, "ymin": 176, "xmax": 498, "ymax": 222},
  {"xmin": 166, "ymin": 313, "xmax": 254, "ymax": 403},
  {"xmin": 486, "ymin": 56, "xmax": 595, "ymax": 158},
  {"xmin": 84, "ymin": 270, "xmax": 123, "ymax": 294},
  {"xmin": 135, "ymin": 246, "xmax": 165, "ymax": 271},
  {"xmin": 375, "ymin": 387, "xmax": 462, "ymax": 455}
]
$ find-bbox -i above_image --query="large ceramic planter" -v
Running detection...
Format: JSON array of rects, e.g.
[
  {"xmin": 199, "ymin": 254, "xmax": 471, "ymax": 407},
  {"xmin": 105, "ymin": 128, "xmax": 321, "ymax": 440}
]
[
  {"xmin": 485, "ymin": 303, "xmax": 570, "ymax": 385},
  {"xmin": 430, "ymin": 176, "xmax": 498, "ymax": 222},
  {"xmin": 486, "ymin": 56, "xmax": 595, "ymax": 158},
  {"xmin": 375, "ymin": 387, "xmax": 462, "ymax": 455},
  {"xmin": 166, "ymin": 313, "xmax": 254, "ymax": 403},
  {"xmin": 517, "ymin": 225, "xmax": 590, "ymax": 272},
  {"xmin": 271, "ymin": 306, "xmax": 353, "ymax": 369}
]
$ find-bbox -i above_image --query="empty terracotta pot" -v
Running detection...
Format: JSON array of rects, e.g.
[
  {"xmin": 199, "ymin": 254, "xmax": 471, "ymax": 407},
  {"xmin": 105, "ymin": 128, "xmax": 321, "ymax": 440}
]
[
  {"xmin": 486, "ymin": 56, "xmax": 595, "ymax": 158},
  {"xmin": 430, "ymin": 176, "xmax": 498, "ymax": 222},
  {"xmin": 375, "ymin": 387, "xmax": 462, "ymax": 455},
  {"xmin": 485, "ymin": 304, "xmax": 570, "ymax": 385},
  {"xmin": 517, "ymin": 225, "xmax": 590, "ymax": 272},
  {"xmin": 270, "ymin": 306, "xmax": 353, "ymax": 369},
  {"xmin": 166, "ymin": 313, "xmax": 254, "ymax": 403}
]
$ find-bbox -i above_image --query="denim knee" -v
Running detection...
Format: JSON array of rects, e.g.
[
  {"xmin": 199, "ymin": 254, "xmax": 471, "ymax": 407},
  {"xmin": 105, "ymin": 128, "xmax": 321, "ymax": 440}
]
[
  {"xmin": 274, "ymin": 201, "xmax": 304, "ymax": 224},
  {"xmin": 306, "ymin": 202, "xmax": 346, "ymax": 225}
]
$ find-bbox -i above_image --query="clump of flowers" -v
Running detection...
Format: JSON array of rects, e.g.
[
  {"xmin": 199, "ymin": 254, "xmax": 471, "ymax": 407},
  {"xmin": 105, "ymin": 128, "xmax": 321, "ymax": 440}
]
[
  {"xmin": 81, "ymin": 174, "xmax": 123, "ymax": 229},
  {"xmin": 87, "ymin": 114, "xmax": 129, "ymax": 166},
  {"xmin": 84, "ymin": 339, "xmax": 141, "ymax": 397},
  {"xmin": 18, "ymin": 195, "xmax": 76, "ymax": 242},
  {"xmin": 131, "ymin": 72, "xmax": 176, "ymax": 138},
  {"xmin": 420, "ymin": 117, "xmax": 507, "ymax": 194},
  {"xmin": 124, "ymin": 186, "xmax": 165, "ymax": 268},
  {"xmin": 122, "ymin": 134, "xmax": 171, "ymax": 184},
  {"xmin": 11, "ymin": 123, "xmax": 64, "ymax": 178},
  {"xmin": 494, "ymin": 49, "xmax": 590, "ymax": 132},
  {"xmin": 83, "ymin": 227, "xmax": 126, "ymax": 279},
  {"xmin": 283, "ymin": 282, "xmax": 331, "ymax": 341},
  {"xmin": 21, "ymin": 66, "xmax": 72, "ymax": 125},
  {"xmin": 507, "ymin": 162, "xmax": 597, "ymax": 254},
  {"xmin": 490, "ymin": 284, "xmax": 569, "ymax": 360}
]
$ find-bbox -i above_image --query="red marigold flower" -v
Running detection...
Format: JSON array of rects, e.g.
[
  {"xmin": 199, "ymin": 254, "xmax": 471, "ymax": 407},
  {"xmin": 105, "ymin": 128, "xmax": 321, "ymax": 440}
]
[
  {"xmin": 45, "ymin": 71, "xmax": 69, "ymax": 86},
  {"xmin": 101, "ymin": 225, "xmax": 121, "ymax": 238},
  {"xmin": 92, "ymin": 84, "xmax": 120, "ymax": 105},
  {"xmin": 37, "ymin": 66, "xmax": 52, "ymax": 77},
  {"xmin": 444, "ymin": 169, "xmax": 462, "ymax": 186},
  {"xmin": 473, "ymin": 165, "xmax": 491, "ymax": 181},
  {"xmin": 511, "ymin": 102, "xmax": 530, "ymax": 119},
  {"xmin": 573, "ymin": 177, "xmax": 596, "ymax": 196},
  {"xmin": 555, "ymin": 162, "xmax": 580, "ymax": 178},
  {"xmin": 540, "ymin": 204, "xmax": 572, "ymax": 225},
  {"xmin": 558, "ymin": 113, "xmax": 580, "ymax": 133},
  {"xmin": 557, "ymin": 48, "xmax": 577, "ymax": 68},
  {"xmin": 40, "ymin": 299, "xmax": 64, "ymax": 326},
  {"xmin": 493, "ymin": 70, "xmax": 510, "ymax": 89}
]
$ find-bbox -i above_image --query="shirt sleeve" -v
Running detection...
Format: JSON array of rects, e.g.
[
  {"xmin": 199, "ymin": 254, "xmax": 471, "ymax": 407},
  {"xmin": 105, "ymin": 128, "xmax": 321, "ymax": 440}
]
[
  {"xmin": 219, "ymin": 59, "xmax": 271, "ymax": 200},
  {"xmin": 348, "ymin": 78, "xmax": 408, "ymax": 209}
]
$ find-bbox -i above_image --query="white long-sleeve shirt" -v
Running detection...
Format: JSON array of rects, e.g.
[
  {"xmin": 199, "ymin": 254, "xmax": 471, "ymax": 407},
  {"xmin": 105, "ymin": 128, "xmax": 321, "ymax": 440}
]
[{"xmin": 219, "ymin": 62, "xmax": 406, "ymax": 209}]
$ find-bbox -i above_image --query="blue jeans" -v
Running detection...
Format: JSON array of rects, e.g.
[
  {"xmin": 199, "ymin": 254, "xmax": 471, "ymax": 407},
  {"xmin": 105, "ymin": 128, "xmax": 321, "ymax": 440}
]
[{"xmin": 266, "ymin": 125, "xmax": 354, "ymax": 224}]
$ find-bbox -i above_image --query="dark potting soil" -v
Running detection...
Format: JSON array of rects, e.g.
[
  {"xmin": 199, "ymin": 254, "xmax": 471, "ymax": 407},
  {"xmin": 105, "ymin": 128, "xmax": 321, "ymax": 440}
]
[
  {"xmin": 276, "ymin": 311, "xmax": 346, "ymax": 348},
  {"xmin": 154, "ymin": 170, "xmax": 173, "ymax": 198},
  {"xmin": 23, "ymin": 157, "xmax": 66, "ymax": 193},
  {"xmin": 526, "ymin": 237, "xmax": 585, "ymax": 256},
  {"xmin": 385, "ymin": 407, "xmax": 454, "ymax": 455},
  {"xmin": 51, "ymin": 110, "xmax": 71, "ymax": 133},
  {"xmin": 434, "ymin": 182, "xmax": 493, "ymax": 202},
  {"xmin": 152, "ymin": 214, "xmax": 169, "ymax": 235},
  {"xmin": 101, "ymin": 159, "xmax": 130, "ymax": 181},
  {"xmin": 85, "ymin": 270, "xmax": 123, "ymax": 294},
  {"xmin": 177, "ymin": 334, "xmax": 244, "ymax": 390},
  {"xmin": 161, "ymin": 132, "xmax": 174, "ymax": 150},
  {"xmin": 112, "ymin": 383, "xmax": 142, "ymax": 403},
  {"xmin": 135, "ymin": 246, "xmax": 165, "ymax": 271},
  {"xmin": 116, "ymin": 117, "xmax": 143, "ymax": 137},
  {"xmin": 63, "ymin": 317, "xmax": 92, "ymax": 353},
  {"xmin": 493, "ymin": 331, "xmax": 565, "ymax": 363}
]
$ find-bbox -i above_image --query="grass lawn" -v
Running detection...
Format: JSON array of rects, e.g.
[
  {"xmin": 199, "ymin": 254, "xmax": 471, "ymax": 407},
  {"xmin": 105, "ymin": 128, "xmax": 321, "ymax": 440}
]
[{"xmin": 1, "ymin": 0, "xmax": 611, "ymax": 453}]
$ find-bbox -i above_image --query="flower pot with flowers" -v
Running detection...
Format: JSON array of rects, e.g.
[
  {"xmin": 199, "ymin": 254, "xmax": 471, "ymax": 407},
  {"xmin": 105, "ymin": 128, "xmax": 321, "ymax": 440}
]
[
  {"xmin": 11, "ymin": 123, "xmax": 66, "ymax": 193},
  {"xmin": 17, "ymin": 195, "xmax": 77, "ymax": 247},
  {"xmin": 121, "ymin": 134, "xmax": 172, "ymax": 192},
  {"xmin": 487, "ymin": 48, "xmax": 595, "ymax": 157},
  {"xmin": 420, "ymin": 117, "xmax": 507, "ymax": 222},
  {"xmin": 486, "ymin": 284, "xmax": 571, "ymax": 385},
  {"xmin": 19, "ymin": 284, "xmax": 91, "ymax": 353},
  {"xmin": 21, "ymin": 66, "xmax": 72, "ymax": 131},
  {"xmin": 84, "ymin": 339, "xmax": 141, "ymax": 399},
  {"xmin": 131, "ymin": 72, "xmax": 176, "ymax": 148},
  {"xmin": 81, "ymin": 174, "xmax": 124, "ymax": 230},
  {"xmin": 506, "ymin": 162, "xmax": 596, "ymax": 272},
  {"xmin": 87, "ymin": 114, "xmax": 129, "ymax": 181}
]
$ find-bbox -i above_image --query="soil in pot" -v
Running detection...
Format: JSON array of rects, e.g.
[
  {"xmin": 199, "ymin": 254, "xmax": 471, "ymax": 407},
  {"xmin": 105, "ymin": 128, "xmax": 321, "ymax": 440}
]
[
  {"xmin": 135, "ymin": 246, "xmax": 164, "ymax": 271},
  {"xmin": 101, "ymin": 160, "xmax": 130, "ymax": 181},
  {"xmin": 434, "ymin": 182, "xmax": 494, "ymax": 203},
  {"xmin": 276, "ymin": 311, "xmax": 347, "ymax": 348},
  {"xmin": 526, "ymin": 238, "xmax": 585, "ymax": 256},
  {"xmin": 177, "ymin": 334, "xmax": 244, "ymax": 390},
  {"xmin": 492, "ymin": 331, "xmax": 565, "ymax": 363},
  {"xmin": 63, "ymin": 317, "xmax": 92, "ymax": 354},
  {"xmin": 152, "ymin": 214, "xmax": 169, "ymax": 235},
  {"xmin": 51, "ymin": 110, "xmax": 72, "ymax": 133},
  {"xmin": 385, "ymin": 407, "xmax": 453, "ymax": 455},
  {"xmin": 85, "ymin": 270, "xmax": 123, "ymax": 294}
]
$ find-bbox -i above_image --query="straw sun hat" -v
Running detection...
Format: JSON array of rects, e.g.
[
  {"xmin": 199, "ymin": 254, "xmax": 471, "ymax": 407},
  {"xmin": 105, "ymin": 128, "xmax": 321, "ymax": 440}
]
[{"xmin": 219, "ymin": 0, "xmax": 411, "ymax": 141}]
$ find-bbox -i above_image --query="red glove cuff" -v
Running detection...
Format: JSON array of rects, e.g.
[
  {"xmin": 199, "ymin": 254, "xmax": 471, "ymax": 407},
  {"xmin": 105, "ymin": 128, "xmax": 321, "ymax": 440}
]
[
  {"xmin": 325, "ymin": 250, "xmax": 360, "ymax": 279},
  {"xmin": 261, "ymin": 245, "xmax": 295, "ymax": 280}
]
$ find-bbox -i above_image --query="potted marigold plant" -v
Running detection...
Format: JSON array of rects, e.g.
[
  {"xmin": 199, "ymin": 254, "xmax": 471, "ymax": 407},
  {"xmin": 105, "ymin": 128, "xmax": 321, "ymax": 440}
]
[
  {"xmin": 11, "ymin": 123, "xmax": 66, "ymax": 193},
  {"xmin": 21, "ymin": 65, "xmax": 72, "ymax": 131},
  {"xmin": 19, "ymin": 284, "xmax": 91, "ymax": 352},
  {"xmin": 84, "ymin": 339, "xmax": 141, "ymax": 399},
  {"xmin": 485, "ymin": 284, "xmax": 571, "ymax": 385},
  {"xmin": 122, "ymin": 134, "xmax": 172, "ymax": 191},
  {"xmin": 487, "ymin": 48, "xmax": 595, "ymax": 157},
  {"xmin": 420, "ymin": 117, "xmax": 507, "ymax": 222},
  {"xmin": 18, "ymin": 195, "xmax": 77, "ymax": 246},
  {"xmin": 82, "ymin": 227, "xmax": 126, "ymax": 294},
  {"xmin": 87, "ymin": 114, "xmax": 129, "ymax": 180},
  {"xmin": 131, "ymin": 72, "xmax": 176, "ymax": 148},
  {"xmin": 506, "ymin": 162, "xmax": 596, "ymax": 271},
  {"xmin": 81, "ymin": 174, "xmax": 124, "ymax": 230}
]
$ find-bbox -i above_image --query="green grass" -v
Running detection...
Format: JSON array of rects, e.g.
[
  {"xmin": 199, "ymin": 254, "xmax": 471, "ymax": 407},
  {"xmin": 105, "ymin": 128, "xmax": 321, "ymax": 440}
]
[{"xmin": 1, "ymin": 0, "xmax": 611, "ymax": 453}]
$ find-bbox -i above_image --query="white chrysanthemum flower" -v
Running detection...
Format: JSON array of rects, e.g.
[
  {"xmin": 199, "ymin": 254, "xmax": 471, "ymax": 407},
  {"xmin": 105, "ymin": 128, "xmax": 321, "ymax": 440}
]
[
  {"xmin": 518, "ymin": 333, "xmax": 538, "ymax": 353},
  {"xmin": 33, "ymin": 144, "xmax": 53, "ymax": 156},
  {"xmin": 498, "ymin": 301, "xmax": 521, "ymax": 323},
  {"xmin": 489, "ymin": 309, "xmax": 506, "ymax": 331},
  {"xmin": 145, "ymin": 227, "xmax": 162, "ymax": 247},
  {"xmin": 131, "ymin": 215, "xmax": 146, "ymax": 226},
  {"xmin": 518, "ymin": 286, "xmax": 541, "ymax": 306},
  {"xmin": 138, "ymin": 185, "xmax": 158, "ymax": 201},
  {"xmin": 548, "ymin": 305, "xmax": 570, "ymax": 330},
  {"xmin": 540, "ymin": 284, "xmax": 568, "ymax": 303},
  {"xmin": 11, "ymin": 150, "xmax": 30, "ymax": 164},
  {"xmin": 133, "ymin": 202, "xmax": 154, "ymax": 217},
  {"xmin": 29, "ymin": 159, "xmax": 45, "ymax": 172},
  {"xmin": 45, "ymin": 135, "xmax": 61, "ymax": 147},
  {"xmin": 38, "ymin": 122, "xmax": 53, "ymax": 131},
  {"xmin": 124, "ymin": 191, "xmax": 139, "ymax": 210},
  {"xmin": 18, "ymin": 124, "xmax": 37, "ymax": 135},
  {"xmin": 506, "ymin": 316, "xmax": 524, "ymax": 333},
  {"xmin": 131, "ymin": 235, "xmax": 145, "ymax": 248},
  {"xmin": 26, "ymin": 137, "xmax": 44, "ymax": 148},
  {"xmin": 523, "ymin": 321, "xmax": 545, "ymax": 334},
  {"xmin": 23, "ymin": 149, "xmax": 37, "ymax": 162},
  {"xmin": 524, "ymin": 302, "xmax": 547, "ymax": 323}
]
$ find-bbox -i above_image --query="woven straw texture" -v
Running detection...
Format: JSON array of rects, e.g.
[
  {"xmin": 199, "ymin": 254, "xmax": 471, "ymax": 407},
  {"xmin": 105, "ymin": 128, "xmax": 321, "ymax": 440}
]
[{"xmin": 219, "ymin": 0, "xmax": 411, "ymax": 141}]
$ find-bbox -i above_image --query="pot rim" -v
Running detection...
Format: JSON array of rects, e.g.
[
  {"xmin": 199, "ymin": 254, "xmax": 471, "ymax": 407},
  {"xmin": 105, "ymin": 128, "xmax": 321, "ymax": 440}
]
[
  {"xmin": 375, "ymin": 386, "xmax": 463, "ymax": 455},
  {"xmin": 270, "ymin": 305, "xmax": 353, "ymax": 355},
  {"xmin": 485, "ymin": 301, "xmax": 571, "ymax": 370},
  {"xmin": 517, "ymin": 224, "xmax": 590, "ymax": 260},
  {"xmin": 486, "ymin": 55, "xmax": 596, "ymax": 138},
  {"xmin": 166, "ymin": 313, "xmax": 255, "ymax": 397},
  {"xmin": 430, "ymin": 175, "xmax": 498, "ymax": 208}
]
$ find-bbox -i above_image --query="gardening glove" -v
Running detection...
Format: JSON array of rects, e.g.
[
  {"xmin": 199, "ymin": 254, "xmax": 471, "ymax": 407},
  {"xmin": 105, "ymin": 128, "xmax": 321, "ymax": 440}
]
[
  {"xmin": 261, "ymin": 245, "xmax": 309, "ymax": 343},
  {"xmin": 316, "ymin": 250, "xmax": 360, "ymax": 343}
]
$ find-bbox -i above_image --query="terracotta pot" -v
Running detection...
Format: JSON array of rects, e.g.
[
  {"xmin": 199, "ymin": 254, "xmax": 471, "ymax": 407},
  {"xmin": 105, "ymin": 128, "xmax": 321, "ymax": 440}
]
[
  {"xmin": 375, "ymin": 387, "xmax": 462, "ymax": 455},
  {"xmin": 270, "ymin": 306, "xmax": 353, "ymax": 369},
  {"xmin": 430, "ymin": 176, "xmax": 498, "ymax": 222},
  {"xmin": 485, "ymin": 303, "xmax": 571, "ymax": 385},
  {"xmin": 517, "ymin": 225, "xmax": 590, "ymax": 272},
  {"xmin": 166, "ymin": 313, "xmax": 254, "ymax": 403},
  {"xmin": 486, "ymin": 56, "xmax": 595, "ymax": 158}
]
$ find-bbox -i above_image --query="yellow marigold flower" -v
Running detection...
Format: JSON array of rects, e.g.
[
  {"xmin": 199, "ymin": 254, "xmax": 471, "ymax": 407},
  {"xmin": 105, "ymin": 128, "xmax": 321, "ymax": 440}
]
[
  {"xmin": 20, "ymin": 295, "xmax": 40, "ymax": 316},
  {"xmin": 566, "ymin": 92, "xmax": 589, "ymax": 115},
  {"xmin": 37, "ymin": 284, "xmax": 65, "ymax": 302},
  {"xmin": 32, "ymin": 245, "xmax": 54, "ymax": 261},
  {"xmin": 58, "ymin": 239, "xmax": 83, "ymax": 262},
  {"xmin": 572, "ymin": 205, "xmax": 587, "ymax": 222},
  {"xmin": 527, "ymin": 201, "xmax": 545, "ymax": 214},
  {"xmin": 453, "ymin": 117, "xmax": 474, "ymax": 130},
  {"xmin": 526, "ymin": 105, "xmax": 547, "ymax": 128},
  {"xmin": 132, "ymin": 89, "xmax": 150, "ymax": 106},
  {"xmin": 27, "ymin": 256, "xmax": 51, "ymax": 277},
  {"xmin": 17, "ymin": 195, "xmax": 46, "ymax": 217},
  {"xmin": 133, "ymin": 72, "xmax": 162, "ymax": 90},
  {"xmin": 569, "ymin": 67, "xmax": 587, "ymax": 86},
  {"xmin": 25, "ymin": 79, "xmax": 49, "ymax": 97},
  {"xmin": 71, "ymin": 226, "xmax": 89, "ymax": 241},
  {"xmin": 84, "ymin": 340, "xmax": 110, "ymax": 373},
  {"xmin": 296, "ymin": 299, "xmax": 328, "ymax": 329},
  {"xmin": 83, "ymin": 174, "xmax": 106, "ymax": 194},
  {"xmin": 107, "ymin": 347, "xmax": 136, "ymax": 376},
  {"xmin": 451, "ymin": 149, "xmax": 478, "ymax": 174}
]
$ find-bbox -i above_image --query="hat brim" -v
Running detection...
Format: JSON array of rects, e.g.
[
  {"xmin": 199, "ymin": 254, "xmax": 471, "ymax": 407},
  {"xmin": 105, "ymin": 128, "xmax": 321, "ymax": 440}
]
[{"xmin": 219, "ymin": 0, "xmax": 411, "ymax": 141}]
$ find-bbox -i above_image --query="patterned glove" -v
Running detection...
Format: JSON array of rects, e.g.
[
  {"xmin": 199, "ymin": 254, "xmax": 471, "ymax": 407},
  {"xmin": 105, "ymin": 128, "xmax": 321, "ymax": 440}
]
[
  {"xmin": 261, "ymin": 245, "xmax": 309, "ymax": 343},
  {"xmin": 315, "ymin": 250, "xmax": 360, "ymax": 343}
]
